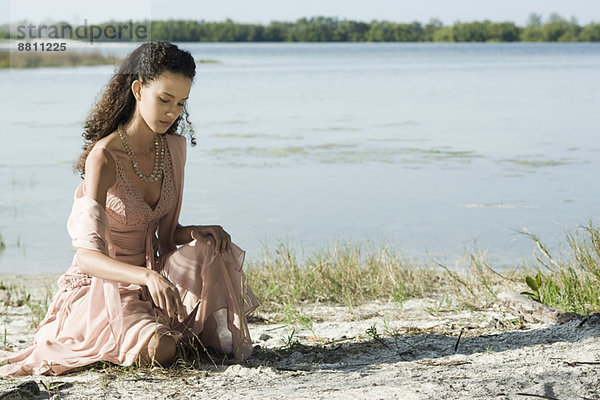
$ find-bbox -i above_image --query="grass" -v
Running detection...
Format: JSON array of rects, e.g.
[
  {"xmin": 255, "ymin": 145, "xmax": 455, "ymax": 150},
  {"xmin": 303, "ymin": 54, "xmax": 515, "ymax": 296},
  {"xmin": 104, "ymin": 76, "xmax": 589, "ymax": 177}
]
[
  {"xmin": 0, "ymin": 51, "xmax": 220, "ymax": 68},
  {"xmin": 0, "ymin": 280, "xmax": 53, "ymax": 328},
  {"xmin": 207, "ymin": 144, "xmax": 484, "ymax": 165},
  {"xmin": 244, "ymin": 239, "xmax": 523, "ymax": 316},
  {"xmin": 195, "ymin": 58, "xmax": 221, "ymax": 64},
  {"xmin": 0, "ymin": 50, "xmax": 120, "ymax": 68},
  {"xmin": 246, "ymin": 240, "xmax": 431, "ymax": 310},
  {"xmin": 246, "ymin": 222, "xmax": 600, "ymax": 324},
  {"xmin": 519, "ymin": 222, "xmax": 600, "ymax": 314},
  {"xmin": 497, "ymin": 158, "xmax": 571, "ymax": 168}
]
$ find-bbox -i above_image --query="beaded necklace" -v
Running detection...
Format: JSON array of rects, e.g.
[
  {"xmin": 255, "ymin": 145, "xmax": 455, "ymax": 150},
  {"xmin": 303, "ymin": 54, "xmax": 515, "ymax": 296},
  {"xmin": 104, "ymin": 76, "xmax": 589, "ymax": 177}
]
[{"xmin": 117, "ymin": 123, "xmax": 165, "ymax": 183}]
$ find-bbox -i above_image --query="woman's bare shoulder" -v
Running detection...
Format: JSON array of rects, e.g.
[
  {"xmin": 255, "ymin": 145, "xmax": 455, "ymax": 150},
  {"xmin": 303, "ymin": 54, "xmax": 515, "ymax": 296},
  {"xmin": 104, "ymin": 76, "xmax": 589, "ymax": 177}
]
[
  {"xmin": 94, "ymin": 131, "xmax": 121, "ymax": 155},
  {"xmin": 85, "ymin": 133, "xmax": 119, "ymax": 198}
]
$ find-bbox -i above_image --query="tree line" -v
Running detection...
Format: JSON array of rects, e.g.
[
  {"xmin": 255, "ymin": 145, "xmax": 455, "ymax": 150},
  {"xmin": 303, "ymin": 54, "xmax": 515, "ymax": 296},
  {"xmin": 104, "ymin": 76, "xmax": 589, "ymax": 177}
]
[{"xmin": 2, "ymin": 14, "xmax": 599, "ymax": 42}]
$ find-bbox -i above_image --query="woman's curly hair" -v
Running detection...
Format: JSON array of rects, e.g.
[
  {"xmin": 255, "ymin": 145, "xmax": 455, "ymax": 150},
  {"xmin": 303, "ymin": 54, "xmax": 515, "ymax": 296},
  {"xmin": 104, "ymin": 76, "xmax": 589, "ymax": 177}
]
[{"xmin": 74, "ymin": 41, "xmax": 197, "ymax": 178}]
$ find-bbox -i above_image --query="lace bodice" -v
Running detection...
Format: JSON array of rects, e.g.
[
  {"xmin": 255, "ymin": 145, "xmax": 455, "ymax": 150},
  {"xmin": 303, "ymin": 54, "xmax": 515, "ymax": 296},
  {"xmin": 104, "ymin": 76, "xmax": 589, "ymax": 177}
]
[{"xmin": 106, "ymin": 144, "xmax": 175, "ymax": 227}]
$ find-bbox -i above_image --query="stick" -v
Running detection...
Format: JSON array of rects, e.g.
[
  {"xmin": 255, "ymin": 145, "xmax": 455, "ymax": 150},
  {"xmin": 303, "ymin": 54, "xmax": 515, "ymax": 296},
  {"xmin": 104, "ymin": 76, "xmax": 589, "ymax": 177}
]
[
  {"xmin": 454, "ymin": 328, "xmax": 464, "ymax": 352},
  {"xmin": 516, "ymin": 393, "xmax": 560, "ymax": 400},
  {"xmin": 564, "ymin": 361, "xmax": 600, "ymax": 367}
]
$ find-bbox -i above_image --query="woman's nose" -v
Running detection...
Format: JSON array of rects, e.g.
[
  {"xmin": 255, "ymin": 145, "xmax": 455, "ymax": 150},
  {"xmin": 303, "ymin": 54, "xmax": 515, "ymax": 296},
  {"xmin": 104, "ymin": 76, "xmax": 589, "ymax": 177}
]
[{"xmin": 166, "ymin": 105, "xmax": 181, "ymax": 119}]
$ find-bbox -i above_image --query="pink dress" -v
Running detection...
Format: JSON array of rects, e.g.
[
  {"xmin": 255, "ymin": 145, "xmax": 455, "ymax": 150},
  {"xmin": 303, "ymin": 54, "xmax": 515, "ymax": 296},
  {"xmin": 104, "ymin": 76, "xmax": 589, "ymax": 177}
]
[{"xmin": 0, "ymin": 134, "xmax": 259, "ymax": 376}]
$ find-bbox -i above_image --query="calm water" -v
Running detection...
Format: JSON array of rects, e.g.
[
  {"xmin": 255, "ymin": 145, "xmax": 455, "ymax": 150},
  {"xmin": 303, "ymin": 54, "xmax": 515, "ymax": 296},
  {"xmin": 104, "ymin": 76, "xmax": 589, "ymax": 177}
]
[{"xmin": 0, "ymin": 42, "xmax": 599, "ymax": 273}]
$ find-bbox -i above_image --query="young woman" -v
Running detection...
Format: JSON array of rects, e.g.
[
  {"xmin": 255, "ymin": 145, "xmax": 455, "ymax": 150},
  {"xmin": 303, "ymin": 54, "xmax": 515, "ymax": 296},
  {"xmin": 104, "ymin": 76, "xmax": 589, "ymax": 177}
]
[{"xmin": 0, "ymin": 41, "xmax": 259, "ymax": 375}]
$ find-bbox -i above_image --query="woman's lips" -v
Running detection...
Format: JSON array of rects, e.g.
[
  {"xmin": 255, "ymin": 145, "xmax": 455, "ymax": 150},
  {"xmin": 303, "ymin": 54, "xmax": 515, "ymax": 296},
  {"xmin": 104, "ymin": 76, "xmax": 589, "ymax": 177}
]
[{"xmin": 159, "ymin": 120, "xmax": 171, "ymax": 127}]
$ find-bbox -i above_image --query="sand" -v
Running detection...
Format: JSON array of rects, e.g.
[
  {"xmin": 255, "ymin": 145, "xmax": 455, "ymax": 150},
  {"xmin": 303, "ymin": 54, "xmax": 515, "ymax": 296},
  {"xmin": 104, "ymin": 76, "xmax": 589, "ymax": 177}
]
[{"xmin": 0, "ymin": 274, "xmax": 598, "ymax": 399}]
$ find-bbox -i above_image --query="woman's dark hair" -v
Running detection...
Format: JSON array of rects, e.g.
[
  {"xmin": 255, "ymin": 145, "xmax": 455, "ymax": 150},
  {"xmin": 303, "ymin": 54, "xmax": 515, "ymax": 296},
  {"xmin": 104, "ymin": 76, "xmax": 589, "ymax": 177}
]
[{"xmin": 75, "ymin": 41, "xmax": 196, "ymax": 178}]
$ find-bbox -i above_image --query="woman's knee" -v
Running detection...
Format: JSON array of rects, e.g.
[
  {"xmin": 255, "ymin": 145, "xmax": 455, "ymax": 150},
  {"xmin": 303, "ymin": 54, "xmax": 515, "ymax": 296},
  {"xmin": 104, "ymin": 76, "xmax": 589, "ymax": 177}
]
[{"xmin": 200, "ymin": 236, "xmax": 218, "ymax": 257}]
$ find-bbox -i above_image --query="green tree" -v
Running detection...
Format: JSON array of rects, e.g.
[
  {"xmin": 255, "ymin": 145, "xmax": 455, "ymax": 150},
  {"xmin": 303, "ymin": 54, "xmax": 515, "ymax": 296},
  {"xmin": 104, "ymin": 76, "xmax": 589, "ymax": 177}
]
[
  {"xmin": 423, "ymin": 18, "xmax": 443, "ymax": 41},
  {"xmin": 246, "ymin": 24, "xmax": 265, "ymax": 41},
  {"xmin": 543, "ymin": 14, "xmax": 579, "ymax": 41},
  {"xmin": 392, "ymin": 22, "xmax": 423, "ymax": 42},
  {"xmin": 521, "ymin": 12, "xmax": 544, "ymax": 41},
  {"xmin": 151, "ymin": 20, "xmax": 197, "ymax": 41},
  {"xmin": 433, "ymin": 26, "xmax": 454, "ymax": 42},
  {"xmin": 213, "ymin": 19, "xmax": 238, "ymax": 41},
  {"xmin": 579, "ymin": 23, "xmax": 600, "ymax": 41},
  {"xmin": 263, "ymin": 21, "xmax": 290, "ymax": 41},
  {"xmin": 452, "ymin": 21, "xmax": 488, "ymax": 41},
  {"xmin": 366, "ymin": 20, "xmax": 396, "ymax": 41},
  {"xmin": 333, "ymin": 20, "xmax": 369, "ymax": 41},
  {"xmin": 499, "ymin": 22, "xmax": 522, "ymax": 41},
  {"xmin": 482, "ymin": 21, "xmax": 521, "ymax": 42}
]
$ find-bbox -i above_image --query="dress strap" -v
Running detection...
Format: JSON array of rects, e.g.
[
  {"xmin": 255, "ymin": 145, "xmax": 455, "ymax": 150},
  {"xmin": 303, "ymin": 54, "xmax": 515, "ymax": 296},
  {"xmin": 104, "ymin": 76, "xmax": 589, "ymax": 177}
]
[
  {"xmin": 93, "ymin": 144, "xmax": 119, "ymax": 166},
  {"xmin": 93, "ymin": 144, "xmax": 129, "ymax": 177}
]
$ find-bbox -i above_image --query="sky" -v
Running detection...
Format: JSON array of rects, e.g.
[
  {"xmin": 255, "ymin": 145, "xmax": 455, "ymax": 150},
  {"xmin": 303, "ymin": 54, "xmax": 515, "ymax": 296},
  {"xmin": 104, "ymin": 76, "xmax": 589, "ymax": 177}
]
[{"xmin": 1, "ymin": 0, "xmax": 598, "ymax": 26}]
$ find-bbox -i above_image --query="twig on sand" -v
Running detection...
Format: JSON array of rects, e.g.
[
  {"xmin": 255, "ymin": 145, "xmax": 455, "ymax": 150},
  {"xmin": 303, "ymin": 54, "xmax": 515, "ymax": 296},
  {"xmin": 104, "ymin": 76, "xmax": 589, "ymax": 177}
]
[
  {"xmin": 416, "ymin": 360, "xmax": 471, "ymax": 367},
  {"xmin": 275, "ymin": 365, "xmax": 311, "ymax": 372},
  {"xmin": 453, "ymin": 328, "xmax": 464, "ymax": 352},
  {"xmin": 564, "ymin": 360, "xmax": 600, "ymax": 367},
  {"xmin": 373, "ymin": 336, "xmax": 392, "ymax": 351},
  {"xmin": 516, "ymin": 393, "xmax": 560, "ymax": 400},
  {"xmin": 517, "ymin": 394, "xmax": 596, "ymax": 400},
  {"xmin": 577, "ymin": 316, "xmax": 590, "ymax": 328}
]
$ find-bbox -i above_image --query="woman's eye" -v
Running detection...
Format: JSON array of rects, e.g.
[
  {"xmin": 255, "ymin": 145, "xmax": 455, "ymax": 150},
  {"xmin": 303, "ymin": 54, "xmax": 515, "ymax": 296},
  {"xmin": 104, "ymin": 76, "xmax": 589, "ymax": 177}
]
[
  {"xmin": 178, "ymin": 103, "xmax": 185, "ymax": 107},
  {"xmin": 159, "ymin": 97, "xmax": 168, "ymax": 103}
]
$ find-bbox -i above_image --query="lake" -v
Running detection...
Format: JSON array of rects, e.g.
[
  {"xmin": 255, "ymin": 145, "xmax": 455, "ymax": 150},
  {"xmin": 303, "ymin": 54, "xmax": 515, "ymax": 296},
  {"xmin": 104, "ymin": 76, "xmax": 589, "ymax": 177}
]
[{"xmin": 0, "ymin": 42, "xmax": 599, "ymax": 273}]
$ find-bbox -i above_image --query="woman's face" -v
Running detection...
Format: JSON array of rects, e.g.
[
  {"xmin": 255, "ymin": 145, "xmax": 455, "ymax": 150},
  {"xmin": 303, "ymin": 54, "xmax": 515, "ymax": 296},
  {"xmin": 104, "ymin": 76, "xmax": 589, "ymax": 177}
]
[{"xmin": 132, "ymin": 70, "xmax": 192, "ymax": 134}]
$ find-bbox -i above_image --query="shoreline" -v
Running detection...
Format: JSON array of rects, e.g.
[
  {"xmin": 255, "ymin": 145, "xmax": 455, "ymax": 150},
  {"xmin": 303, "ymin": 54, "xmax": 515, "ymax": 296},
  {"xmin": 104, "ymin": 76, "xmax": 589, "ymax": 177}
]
[{"xmin": 0, "ymin": 274, "xmax": 598, "ymax": 399}]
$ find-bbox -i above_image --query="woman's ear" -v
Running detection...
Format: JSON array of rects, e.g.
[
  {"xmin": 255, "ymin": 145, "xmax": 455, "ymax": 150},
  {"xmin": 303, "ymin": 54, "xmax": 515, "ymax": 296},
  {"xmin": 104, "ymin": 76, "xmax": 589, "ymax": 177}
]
[{"xmin": 131, "ymin": 80, "xmax": 142, "ymax": 102}]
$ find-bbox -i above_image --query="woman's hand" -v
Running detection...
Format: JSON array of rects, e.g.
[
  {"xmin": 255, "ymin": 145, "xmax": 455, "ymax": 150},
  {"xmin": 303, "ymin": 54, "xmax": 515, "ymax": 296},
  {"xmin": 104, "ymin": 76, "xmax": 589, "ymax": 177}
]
[
  {"xmin": 145, "ymin": 270, "xmax": 184, "ymax": 322},
  {"xmin": 190, "ymin": 225, "xmax": 231, "ymax": 256}
]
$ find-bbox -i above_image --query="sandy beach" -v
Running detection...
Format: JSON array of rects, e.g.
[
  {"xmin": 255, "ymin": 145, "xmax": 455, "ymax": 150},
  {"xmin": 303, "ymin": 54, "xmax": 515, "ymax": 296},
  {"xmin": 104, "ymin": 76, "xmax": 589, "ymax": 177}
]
[{"xmin": 0, "ymin": 274, "xmax": 597, "ymax": 399}]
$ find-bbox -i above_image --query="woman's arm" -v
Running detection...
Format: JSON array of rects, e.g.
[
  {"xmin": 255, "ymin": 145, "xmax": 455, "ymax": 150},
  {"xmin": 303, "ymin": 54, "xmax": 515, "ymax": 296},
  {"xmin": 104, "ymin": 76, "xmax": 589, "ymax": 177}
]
[
  {"xmin": 77, "ymin": 248, "xmax": 155, "ymax": 286},
  {"xmin": 76, "ymin": 146, "xmax": 183, "ymax": 319},
  {"xmin": 175, "ymin": 223, "xmax": 232, "ymax": 256},
  {"xmin": 174, "ymin": 223, "xmax": 196, "ymax": 246}
]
